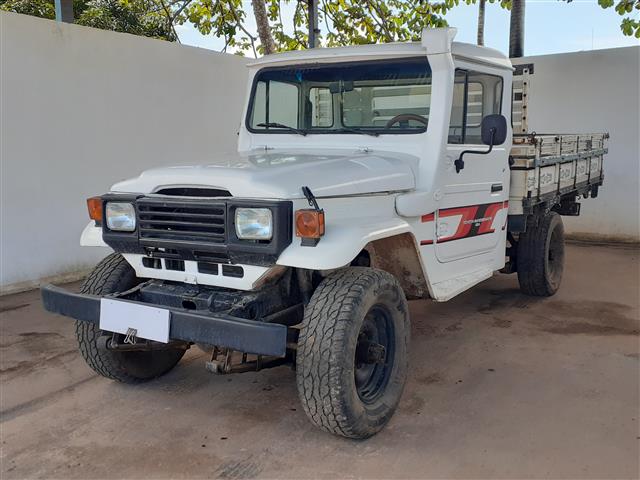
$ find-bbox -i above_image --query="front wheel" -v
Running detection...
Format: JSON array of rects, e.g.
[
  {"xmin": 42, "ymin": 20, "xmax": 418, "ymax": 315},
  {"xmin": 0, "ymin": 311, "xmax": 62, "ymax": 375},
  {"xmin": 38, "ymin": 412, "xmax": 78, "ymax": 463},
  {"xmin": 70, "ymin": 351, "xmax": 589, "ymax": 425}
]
[
  {"xmin": 296, "ymin": 267, "xmax": 410, "ymax": 439},
  {"xmin": 76, "ymin": 253, "xmax": 186, "ymax": 383}
]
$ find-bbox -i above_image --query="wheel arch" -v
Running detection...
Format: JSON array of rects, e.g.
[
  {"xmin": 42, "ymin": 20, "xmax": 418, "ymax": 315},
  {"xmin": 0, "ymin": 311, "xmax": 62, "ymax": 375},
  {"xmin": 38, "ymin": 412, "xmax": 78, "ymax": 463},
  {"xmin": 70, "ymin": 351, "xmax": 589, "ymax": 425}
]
[{"xmin": 362, "ymin": 233, "xmax": 431, "ymax": 300}]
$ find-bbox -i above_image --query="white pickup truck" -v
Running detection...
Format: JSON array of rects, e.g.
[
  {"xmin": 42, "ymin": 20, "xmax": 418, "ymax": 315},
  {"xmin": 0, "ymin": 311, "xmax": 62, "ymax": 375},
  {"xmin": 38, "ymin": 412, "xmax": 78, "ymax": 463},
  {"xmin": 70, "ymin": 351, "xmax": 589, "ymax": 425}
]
[{"xmin": 42, "ymin": 28, "xmax": 607, "ymax": 439}]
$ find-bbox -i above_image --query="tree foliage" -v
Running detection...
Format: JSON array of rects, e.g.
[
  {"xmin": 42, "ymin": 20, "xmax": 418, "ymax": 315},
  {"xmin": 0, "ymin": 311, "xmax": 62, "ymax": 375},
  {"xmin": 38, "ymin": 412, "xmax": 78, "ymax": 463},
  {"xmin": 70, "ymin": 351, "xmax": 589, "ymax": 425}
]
[
  {"xmin": 597, "ymin": 0, "xmax": 640, "ymax": 38},
  {"xmin": 177, "ymin": 0, "xmax": 469, "ymax": 55},
  {"xmin": 2, "ymin": 0, "xmax": 637, "ymax": 53},
  {"xmin": 564, "ymin": 0, "xmax": 640, "ymax": 38},
  {"xmin": 0, "ymin": 0, "xmax": 178, "ymax": 40}
]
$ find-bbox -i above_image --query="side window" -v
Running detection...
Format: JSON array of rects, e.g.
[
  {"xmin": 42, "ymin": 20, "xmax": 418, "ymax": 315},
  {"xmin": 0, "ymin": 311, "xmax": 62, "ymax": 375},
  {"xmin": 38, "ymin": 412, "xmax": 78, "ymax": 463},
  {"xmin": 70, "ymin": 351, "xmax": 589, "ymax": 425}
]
[
  {"xmin": 448, "ymin": 70, "xmax": 503, "ymax": 144},
  {"xmin": 251, "ymin": 80, "xmax": 299, "ymax": 128}
]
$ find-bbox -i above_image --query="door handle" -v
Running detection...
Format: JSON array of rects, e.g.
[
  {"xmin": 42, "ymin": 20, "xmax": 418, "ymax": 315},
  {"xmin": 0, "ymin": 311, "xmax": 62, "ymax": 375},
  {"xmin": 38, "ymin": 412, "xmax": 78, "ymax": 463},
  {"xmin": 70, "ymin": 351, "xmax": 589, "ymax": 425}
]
[{"xmin": 491, "ymin": 183, "xmax": 503, "ymax": 193}]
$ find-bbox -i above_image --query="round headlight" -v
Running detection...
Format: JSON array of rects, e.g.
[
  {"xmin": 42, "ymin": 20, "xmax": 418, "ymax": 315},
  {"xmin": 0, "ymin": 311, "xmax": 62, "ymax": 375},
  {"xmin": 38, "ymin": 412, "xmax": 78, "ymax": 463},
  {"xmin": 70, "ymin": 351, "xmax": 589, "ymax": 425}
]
[
  {"xmin": 235, "ymin": 208, "xmax": 273, "ymax": 240},
  {"xmin": 105, "ymin": 202, "xmax": 136, "ymax": 232}
]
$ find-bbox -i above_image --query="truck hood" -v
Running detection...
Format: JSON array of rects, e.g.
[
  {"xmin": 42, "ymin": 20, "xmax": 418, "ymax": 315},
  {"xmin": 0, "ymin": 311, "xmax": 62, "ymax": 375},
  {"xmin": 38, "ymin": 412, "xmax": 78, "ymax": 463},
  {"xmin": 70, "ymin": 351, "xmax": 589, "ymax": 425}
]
[{"xmin": 111, "ymin": 149, "xmax": 418, "ymax": 199}]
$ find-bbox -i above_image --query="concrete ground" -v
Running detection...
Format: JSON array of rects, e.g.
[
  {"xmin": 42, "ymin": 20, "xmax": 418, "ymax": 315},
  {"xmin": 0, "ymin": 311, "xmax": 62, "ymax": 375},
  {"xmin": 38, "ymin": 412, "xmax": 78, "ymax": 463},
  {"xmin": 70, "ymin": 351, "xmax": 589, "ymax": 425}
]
[{"xmin": 1, "ymin": 243, "xmax": 638, "ymax": 479}]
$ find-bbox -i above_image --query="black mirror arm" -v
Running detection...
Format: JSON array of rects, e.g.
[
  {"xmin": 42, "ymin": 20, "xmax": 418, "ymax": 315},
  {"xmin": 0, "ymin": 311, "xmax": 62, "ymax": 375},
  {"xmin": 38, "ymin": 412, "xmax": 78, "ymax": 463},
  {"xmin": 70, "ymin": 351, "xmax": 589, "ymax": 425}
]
[{"xmin": 454, "ymin": 128, "xmax": 496, "ymax": 174}]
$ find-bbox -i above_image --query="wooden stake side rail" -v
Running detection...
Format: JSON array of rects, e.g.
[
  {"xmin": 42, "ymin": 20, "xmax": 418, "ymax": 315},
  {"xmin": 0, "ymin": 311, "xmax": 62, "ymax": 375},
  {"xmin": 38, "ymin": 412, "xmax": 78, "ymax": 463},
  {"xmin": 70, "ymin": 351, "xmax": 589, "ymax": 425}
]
[
  {"xmin": 511, "ymin": 133, "xmax": 609, "ymax": 168},
  {"xmin": 508, "ymin": 132, "xmax": 608, "ymax": 215}
]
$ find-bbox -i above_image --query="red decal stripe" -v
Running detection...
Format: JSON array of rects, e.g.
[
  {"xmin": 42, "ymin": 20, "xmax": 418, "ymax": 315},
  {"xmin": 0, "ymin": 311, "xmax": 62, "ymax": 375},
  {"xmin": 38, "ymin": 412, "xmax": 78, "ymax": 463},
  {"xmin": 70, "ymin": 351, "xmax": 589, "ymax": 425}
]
[
  {"xmin": 420, "ymin": 201, "xmax": 509, "ymax": 246},
  {"xmin": 502, "ymin": 200, "xmax": 509, "ymax": 230},
  {"xmin": 478, "ymin": 202, "xmax": 503, "ymax": 234},
  {"xmin": 439, "ymin": 205, "xmax": 479, "ymax": 241}
]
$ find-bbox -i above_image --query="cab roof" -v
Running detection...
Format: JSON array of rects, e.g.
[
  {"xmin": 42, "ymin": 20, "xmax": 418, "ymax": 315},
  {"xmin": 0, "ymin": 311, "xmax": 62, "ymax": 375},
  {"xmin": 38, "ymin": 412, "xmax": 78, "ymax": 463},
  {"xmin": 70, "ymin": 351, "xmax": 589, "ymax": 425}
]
[{"xmin": 247, "ymin": 41, "xmax": 513, "ymax": 71}]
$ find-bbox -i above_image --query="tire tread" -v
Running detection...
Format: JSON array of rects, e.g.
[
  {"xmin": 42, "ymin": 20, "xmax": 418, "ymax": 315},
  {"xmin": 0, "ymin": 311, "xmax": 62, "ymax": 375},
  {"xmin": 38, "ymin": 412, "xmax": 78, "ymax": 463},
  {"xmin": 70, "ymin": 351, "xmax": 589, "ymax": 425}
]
[
  {"xmin": 296, "ymin": 267, "xmax": 408, "ymax": 438},
  {"xmin": 517, "ymin": 212, "xmax": 564, "ymax": 297},
  {"xmin": 75, "ymin": 253, "xmax": 183, "ymax": 383}
]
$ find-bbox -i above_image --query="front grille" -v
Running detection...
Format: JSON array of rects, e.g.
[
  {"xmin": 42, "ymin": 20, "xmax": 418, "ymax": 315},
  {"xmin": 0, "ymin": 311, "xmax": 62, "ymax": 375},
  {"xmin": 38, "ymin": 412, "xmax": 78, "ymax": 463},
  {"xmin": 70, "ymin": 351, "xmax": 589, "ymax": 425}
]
[{"xmin": 137, "ymin": 198, "xmax": 226, "ymax": 248}]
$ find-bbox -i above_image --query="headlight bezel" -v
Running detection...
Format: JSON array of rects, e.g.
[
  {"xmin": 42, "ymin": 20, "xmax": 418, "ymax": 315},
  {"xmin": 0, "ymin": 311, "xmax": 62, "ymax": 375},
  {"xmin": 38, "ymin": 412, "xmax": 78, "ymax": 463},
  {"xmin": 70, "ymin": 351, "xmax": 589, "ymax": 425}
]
[
  {"xmin": 105, "ymin": 201, "xmax": 137, "ymax": 232},
  {"xmin": 226, "ymin": 200, "xmax": 292, "ymax": 260}
]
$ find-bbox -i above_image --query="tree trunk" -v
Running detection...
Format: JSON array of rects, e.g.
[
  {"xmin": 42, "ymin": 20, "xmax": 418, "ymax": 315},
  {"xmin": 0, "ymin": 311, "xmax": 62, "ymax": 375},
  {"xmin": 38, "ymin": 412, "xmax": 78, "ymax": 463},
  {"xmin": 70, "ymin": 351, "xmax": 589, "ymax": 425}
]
[
  {"xmin": 509, "ymin": 0, "xmax": 525, "ymax": 58},
  {"xmin": 55, "ymin": 0, "xmax": 74, "ymax": 23},
  {"xmin": 477, "ymin": 0, "xmax": 486, "ymax": 46},
  {"xmin": 251, "ymin": 0, "xmax": 276, "ymax": 55}
]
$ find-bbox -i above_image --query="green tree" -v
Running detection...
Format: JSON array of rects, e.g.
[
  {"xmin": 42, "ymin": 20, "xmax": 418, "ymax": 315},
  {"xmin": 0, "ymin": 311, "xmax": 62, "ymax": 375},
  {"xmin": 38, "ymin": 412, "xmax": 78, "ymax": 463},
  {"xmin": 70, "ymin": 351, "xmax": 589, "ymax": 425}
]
[
  {"xmin": 177, "ymin": 0, "xmax": 463, "ymax": 56},
  {"xmin": 562, "ymin": 0, "xmax": 639, "ymax": 38},
  {"xmin": 0, "ymin": 0, "xmax": 178, "ymax": 41},
  {"xmin": 595, "ymin": 0, "xmax": 639, "ymax": 38}
]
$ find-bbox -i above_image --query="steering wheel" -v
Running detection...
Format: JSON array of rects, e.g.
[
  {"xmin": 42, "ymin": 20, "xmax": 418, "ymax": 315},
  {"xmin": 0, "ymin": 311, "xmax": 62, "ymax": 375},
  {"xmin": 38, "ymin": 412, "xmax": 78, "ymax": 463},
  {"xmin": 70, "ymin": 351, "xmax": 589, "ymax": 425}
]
[{"xmin": 385, "ymin": 114, "xmax": 428, "ymax": 129}]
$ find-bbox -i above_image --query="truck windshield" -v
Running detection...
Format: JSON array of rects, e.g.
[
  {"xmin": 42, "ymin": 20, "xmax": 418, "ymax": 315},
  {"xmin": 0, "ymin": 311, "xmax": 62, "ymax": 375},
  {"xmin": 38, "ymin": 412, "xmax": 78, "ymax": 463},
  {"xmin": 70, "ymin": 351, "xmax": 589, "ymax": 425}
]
[{"xmin": 247, "ymin": 57, "xmax": 432, "ymax": 135}]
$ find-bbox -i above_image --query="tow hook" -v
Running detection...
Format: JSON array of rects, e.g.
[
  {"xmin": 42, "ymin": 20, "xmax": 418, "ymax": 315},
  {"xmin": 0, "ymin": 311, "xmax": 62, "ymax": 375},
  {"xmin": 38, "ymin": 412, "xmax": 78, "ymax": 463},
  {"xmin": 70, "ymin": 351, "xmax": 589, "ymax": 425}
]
[{"xmin": 103, "ymin": 334, "xmax": 189, "ymax": 352}]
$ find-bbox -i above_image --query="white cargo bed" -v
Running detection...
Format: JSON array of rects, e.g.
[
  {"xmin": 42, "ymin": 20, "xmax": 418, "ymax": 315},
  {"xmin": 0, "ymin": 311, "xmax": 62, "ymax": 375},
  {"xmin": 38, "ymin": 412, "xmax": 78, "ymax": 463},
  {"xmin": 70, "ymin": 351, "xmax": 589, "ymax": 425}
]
[{"xmin": 508, "ymin": 133, "xmax": 608, "ymax": 215}]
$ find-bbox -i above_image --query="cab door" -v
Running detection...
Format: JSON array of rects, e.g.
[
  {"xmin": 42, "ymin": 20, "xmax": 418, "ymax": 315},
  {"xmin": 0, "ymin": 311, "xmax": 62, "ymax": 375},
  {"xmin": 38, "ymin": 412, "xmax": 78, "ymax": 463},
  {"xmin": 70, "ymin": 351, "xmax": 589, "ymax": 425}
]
[{"xmin": 435, "ymin": 69, "xmax": 510, "ymax": 263}]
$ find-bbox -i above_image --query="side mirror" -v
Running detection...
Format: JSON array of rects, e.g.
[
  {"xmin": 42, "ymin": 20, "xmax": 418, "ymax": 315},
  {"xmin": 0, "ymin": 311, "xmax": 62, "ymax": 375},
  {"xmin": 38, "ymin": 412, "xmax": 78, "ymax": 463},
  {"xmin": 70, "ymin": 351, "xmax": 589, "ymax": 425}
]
[
  {"xmin": 481, "ymin": 114, "xmax": 508, "ymax": 146},
  {"xmin": 454, "ymin": 114, "xmax": 508, "ymax": 173}
]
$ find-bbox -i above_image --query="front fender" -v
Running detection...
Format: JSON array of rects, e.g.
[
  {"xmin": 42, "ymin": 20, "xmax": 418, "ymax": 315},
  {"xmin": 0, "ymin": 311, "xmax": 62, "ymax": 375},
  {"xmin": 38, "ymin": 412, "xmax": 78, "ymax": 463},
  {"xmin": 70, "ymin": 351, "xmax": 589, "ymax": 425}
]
[
  {"xmin": 277, "ymin": 196, "xmax": 413, "ymax": 270},
  {"xmin": 80, "ymin": 222, "xmax": 108, "ymax": 247}
]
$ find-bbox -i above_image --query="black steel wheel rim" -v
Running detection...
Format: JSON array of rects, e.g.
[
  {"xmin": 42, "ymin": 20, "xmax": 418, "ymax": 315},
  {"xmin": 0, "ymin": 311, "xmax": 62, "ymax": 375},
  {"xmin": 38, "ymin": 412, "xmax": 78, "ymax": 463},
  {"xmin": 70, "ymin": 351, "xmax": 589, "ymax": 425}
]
[{"xmin": 354, "ymin": 304, "xmax": 395, "ymax": 404}]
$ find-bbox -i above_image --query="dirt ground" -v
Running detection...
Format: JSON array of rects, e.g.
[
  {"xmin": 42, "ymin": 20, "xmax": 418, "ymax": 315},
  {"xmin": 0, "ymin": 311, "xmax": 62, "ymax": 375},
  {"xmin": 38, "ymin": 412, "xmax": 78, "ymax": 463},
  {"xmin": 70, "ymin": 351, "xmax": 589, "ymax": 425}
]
[{"xmin": 1, "ymin": 243, "xmax": 639, "ymax": 479}]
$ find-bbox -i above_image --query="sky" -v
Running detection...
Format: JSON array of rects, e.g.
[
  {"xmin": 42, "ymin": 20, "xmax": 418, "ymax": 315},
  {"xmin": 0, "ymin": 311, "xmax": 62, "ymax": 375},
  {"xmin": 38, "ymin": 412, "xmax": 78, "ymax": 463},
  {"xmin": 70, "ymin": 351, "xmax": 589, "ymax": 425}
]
[{"xmin": 175, "ymin": 0, "xmax": 639, "ymax": 57}]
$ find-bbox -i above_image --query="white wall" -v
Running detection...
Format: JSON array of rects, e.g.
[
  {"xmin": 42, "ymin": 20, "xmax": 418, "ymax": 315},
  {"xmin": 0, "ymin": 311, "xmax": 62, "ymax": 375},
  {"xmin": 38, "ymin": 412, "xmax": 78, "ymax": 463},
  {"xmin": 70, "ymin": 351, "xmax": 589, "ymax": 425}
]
[
  {"xmin": 1, "ymin": 14, "xmax": 637, "ymax": 294},
  {"xmin": 514, "ymin": 47, "xmax": 640, "ymax": 242},
  {"xmin": 0, "ymin": 12, "xmax": 249, "ymax": 293}
]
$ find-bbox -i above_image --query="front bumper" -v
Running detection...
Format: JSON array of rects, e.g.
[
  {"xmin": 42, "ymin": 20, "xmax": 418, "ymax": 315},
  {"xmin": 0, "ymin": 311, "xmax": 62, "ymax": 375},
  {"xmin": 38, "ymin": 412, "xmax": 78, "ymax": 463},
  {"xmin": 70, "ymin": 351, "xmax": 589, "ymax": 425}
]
[{"xmin": 40, "ymin": 284, "xmax": 287, "ymax": 357}]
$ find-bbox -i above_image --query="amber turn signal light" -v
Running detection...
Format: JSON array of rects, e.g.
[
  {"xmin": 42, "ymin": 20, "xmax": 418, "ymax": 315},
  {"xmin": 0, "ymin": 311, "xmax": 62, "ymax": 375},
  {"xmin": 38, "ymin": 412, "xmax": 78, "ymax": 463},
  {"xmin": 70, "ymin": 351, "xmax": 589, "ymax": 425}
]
[
  {"xmin": 87, "ymin": 196, "xmax": 103, "ymax": 223},
  {"xmin": 295, "ymin": 209, "xmax": 325, "ymax": 239}
]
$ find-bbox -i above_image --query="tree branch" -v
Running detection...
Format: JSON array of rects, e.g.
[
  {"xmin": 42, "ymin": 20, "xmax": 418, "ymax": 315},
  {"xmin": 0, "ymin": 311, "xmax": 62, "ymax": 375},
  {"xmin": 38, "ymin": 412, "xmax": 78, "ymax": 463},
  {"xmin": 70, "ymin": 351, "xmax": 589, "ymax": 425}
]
[{"xmin": 158, "ymin": 0, "xmax": 181, "ymax": 42}]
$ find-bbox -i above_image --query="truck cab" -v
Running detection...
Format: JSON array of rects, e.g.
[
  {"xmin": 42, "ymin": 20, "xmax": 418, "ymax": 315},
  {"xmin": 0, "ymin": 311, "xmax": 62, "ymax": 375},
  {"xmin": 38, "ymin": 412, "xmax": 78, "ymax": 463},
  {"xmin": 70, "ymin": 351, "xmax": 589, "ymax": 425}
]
[{"xmin": 42, "ymin": 28, "xmax": 606, "ymax": 439}]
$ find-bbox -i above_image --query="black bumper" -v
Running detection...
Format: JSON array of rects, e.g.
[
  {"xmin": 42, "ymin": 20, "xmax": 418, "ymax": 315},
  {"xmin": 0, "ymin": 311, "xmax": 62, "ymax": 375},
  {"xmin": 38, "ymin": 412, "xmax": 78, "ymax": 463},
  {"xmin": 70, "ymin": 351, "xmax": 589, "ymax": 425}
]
[{"xmin": 40, "ymin": 284, "xmax": 287, "ymax": 357}]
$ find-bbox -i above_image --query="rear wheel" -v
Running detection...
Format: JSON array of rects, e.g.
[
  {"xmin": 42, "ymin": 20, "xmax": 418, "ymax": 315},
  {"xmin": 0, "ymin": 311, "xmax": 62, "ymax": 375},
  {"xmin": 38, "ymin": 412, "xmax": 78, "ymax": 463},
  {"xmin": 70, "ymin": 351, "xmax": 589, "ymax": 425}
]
[
  {"xmin": 517, "ymin": 211, "xmax": 565, "ymax": 296},
  {"xmin": 296, "ymin": 267, "xmax": 410, "ymax": 439},
  {"xmin": 76, "ymin": 253, "xmax": 185, "ymax": 383}
]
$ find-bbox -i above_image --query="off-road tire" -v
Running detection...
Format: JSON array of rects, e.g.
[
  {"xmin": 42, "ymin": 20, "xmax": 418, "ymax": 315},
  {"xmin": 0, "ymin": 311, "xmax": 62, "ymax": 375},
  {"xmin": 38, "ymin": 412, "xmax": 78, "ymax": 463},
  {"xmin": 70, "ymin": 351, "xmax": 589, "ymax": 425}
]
[
  {"xmin": 296, "ymin": 267, "xmax": 410, "ymax": 439},
  {"xmin": 76, "ymin": 253, "xmax": 185, "ymax": 383},
  {"xmin": 517, "ymin": 211, "xmax": 565, "ymax": 297}
]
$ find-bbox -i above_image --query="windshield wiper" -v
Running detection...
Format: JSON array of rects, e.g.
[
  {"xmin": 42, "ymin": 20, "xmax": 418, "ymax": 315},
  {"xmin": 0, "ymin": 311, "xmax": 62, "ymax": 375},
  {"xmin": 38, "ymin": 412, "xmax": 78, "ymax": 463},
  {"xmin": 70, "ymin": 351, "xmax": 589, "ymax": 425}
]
[
  {"xmin": 338, "ymin": 127, "xmax": 380, "ymax": 137},
  {"xmin": 256, "ymin": 122, "xmax": 307, "ymax": 136}
]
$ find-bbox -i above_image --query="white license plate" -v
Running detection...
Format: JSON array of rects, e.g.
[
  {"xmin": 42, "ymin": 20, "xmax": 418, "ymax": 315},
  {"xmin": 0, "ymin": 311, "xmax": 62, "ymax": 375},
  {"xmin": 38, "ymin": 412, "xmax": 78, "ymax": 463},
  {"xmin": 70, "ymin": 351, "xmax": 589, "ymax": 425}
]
[{"xmin": 99, "ymin": 299, "xmax": 170, "ymax": 343}]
